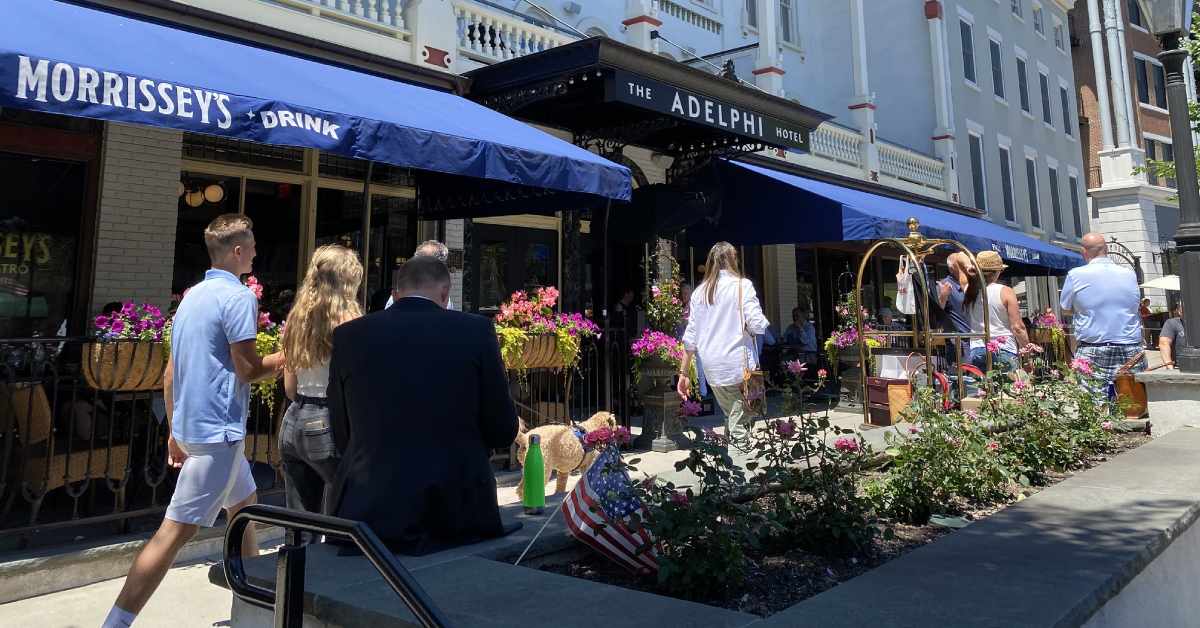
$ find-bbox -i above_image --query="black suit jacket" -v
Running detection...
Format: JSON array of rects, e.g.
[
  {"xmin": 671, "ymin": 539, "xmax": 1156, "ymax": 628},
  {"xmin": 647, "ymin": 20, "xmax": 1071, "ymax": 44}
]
[{"xmin": 326, "ymin": 297, "xmax": 518, "ymax": 555}]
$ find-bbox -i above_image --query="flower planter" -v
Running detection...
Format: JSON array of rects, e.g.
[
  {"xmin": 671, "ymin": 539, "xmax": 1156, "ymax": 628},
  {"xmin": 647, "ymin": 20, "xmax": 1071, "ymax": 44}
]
[
  {"xmin": 635, "ymin": 356, "xmax": 676, "ymax": 397},
  {"xmin": 503, "ymin": 334, "xmax": 568, "ymax": 371},
  {"xmin": 82, "ymin": 341, "xmax": 165, "ymax": 392}
]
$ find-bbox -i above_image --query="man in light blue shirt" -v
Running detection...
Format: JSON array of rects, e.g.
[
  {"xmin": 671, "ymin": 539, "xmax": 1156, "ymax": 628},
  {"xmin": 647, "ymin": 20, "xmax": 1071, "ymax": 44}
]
[
  {"xmin": 105, "ymin": 214, "xmax": 283, "ymax": 628},
  {"xmin": 1059, "ymin": 233, "xmax": 1146, "ymax": 387}
]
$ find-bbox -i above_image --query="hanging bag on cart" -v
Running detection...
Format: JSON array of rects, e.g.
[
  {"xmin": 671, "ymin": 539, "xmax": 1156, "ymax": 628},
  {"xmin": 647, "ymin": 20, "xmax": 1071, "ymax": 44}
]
[{"xmin": 738, "ymin": 280, "xmax": 767, "ymax": 417}]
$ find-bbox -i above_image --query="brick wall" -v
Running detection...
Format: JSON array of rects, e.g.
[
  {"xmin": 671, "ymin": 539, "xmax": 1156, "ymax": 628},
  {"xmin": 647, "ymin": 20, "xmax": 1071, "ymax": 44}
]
[{"xmin": 91, "ymin": 123, "xmax": 182, "ymax": 311}]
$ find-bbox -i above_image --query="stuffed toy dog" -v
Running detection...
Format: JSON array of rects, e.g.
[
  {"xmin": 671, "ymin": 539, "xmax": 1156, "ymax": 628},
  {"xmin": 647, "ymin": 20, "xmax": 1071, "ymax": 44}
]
[{"xmin": 514, "ymin": 411, "xmax": 617, "ymax": 499}]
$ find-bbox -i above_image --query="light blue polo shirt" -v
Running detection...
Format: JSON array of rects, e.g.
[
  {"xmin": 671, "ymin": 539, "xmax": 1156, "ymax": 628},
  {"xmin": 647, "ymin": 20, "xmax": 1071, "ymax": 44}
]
[
  {"xmin": 171, "ymin": 269, "xmax": 258, "ymax": 443},
  {"xmin": 1059, "ymin": 257, "xmax": 1143, "ymax": 345}
]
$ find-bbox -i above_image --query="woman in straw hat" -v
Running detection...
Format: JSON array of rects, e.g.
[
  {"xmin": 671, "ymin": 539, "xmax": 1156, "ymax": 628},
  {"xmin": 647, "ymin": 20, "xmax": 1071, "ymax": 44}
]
[{"xmin": 963, "ymin": 250, "xmax": 1030, "ymax": 372}]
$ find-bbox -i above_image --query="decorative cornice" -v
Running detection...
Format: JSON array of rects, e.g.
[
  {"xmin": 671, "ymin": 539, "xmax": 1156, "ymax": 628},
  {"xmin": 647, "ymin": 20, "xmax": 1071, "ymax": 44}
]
[
  {"xmin": 752, "ymin": 66, "xmax": 786, "ymax": 76},
  {"xmin": 621, "ymin": 15, "xmax": 663, "ymax": 27}
]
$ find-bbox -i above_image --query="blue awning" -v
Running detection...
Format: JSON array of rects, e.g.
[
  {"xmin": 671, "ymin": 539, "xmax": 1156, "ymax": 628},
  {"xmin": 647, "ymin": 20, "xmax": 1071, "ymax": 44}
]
[
  {"xmin": 0, "ymin": 1, "xmax": 631, "ymax": 203},
  {"xmin": 689, "ymin": 161, "xmax": 1082, "ymax": 274}
]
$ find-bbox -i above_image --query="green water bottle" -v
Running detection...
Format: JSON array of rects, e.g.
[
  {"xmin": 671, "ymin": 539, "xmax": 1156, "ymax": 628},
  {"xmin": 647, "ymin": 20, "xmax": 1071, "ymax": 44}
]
[{"xmin": 522, "ymin": 434, "xmax": 546, "ymax": 515}]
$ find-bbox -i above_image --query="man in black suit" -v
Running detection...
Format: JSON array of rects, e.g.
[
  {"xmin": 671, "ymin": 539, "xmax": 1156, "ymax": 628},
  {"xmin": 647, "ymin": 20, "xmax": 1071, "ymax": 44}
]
[{"xmin": 327, "ymin": 256, "xmax": 518, "ymax": 555}]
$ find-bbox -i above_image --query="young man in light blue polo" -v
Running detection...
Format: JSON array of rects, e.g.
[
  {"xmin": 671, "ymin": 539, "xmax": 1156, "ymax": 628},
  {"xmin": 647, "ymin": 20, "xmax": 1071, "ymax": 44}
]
[{"xmin": 104, "ymin": 214, "xmax": 283, "ymax": 628}]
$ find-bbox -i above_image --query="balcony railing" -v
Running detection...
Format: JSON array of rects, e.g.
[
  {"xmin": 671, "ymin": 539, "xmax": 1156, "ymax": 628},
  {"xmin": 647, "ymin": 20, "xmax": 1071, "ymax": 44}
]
[
  {"xmin": 659, "ymin": 0, "xmax": 723, "ymax": 35},
  {"xmin": 0, "ymin": 338, "xmax": 282, "ymax": 548},
  {"xmin": 267, "ymin": 0, "xmax": 408, "ymax": 36},
  {"xmin": 454, "ymin": 1, "xmax": 574, "ymax": 64},
  {"xmin": 878, "ymin": 141, "xmax": 945, "ymax": 190},
  {"xmin": 810, "ymin": 123, "xmax": 864, "ymax": 167}
]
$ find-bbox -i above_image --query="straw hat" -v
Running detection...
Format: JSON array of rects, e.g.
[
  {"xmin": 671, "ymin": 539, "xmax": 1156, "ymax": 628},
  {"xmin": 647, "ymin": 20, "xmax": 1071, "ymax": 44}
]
[{"xmin": 975, "ymin": 250, "xmax": 1008, "ymax": 272}]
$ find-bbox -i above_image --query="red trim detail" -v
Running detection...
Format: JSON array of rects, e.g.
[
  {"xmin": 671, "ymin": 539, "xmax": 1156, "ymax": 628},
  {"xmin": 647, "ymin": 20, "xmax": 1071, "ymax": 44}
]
[
  {"xmin": 848, "ymin": 102, "xmax": 876, "ymax": 110},
  {"xmin": 932, "ymin": 134, "xmax": 955, "ymax": 141},
  {"xmin": 752, "ymin": 66, "xmax": 786, "ymax": 76},
  {"xmin": 423, "ymin": 46, "xmax": 451, "ymax": 69},
  {"xmin": 621, "ymin": 15, "xmax": 663, "ymax": 27},
  {"xmin": 924, "ymin": 0, "xmax": 943, "ymax": 20}
]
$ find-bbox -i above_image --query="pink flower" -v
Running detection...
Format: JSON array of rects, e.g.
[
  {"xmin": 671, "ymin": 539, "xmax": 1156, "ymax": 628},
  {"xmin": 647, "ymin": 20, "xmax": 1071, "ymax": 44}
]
[
  {"xmin": 1070, "ymin": 357, "xmax": 1094, "ymax": 376},
  {"xmin": 94, "ymin": 315, "xmax": 110, "ymax": 329},
  {"xmin": 986, "ymin": 336, "xmax": 1010, "ymax": 354},
  {"xmin": 651, "ymin": 285, "xmax": 661, "ymax": 298},
  {"xmin": 908, "ymin": 425, "xmax": 921, "ymax": 434},
  {"xmin": 110, "ymin": 319, "xmax": 125, "ymax": 334},
  {"xmin": 834, "ymin": 435, "xmax": 860, "ymax": 453},
  {"xmin": 817, "ymin": 368, "xmax": 829, "ymax": 379},
  {"xmin": 245, "ymin": 276, "xmax": 264, "ymax": 300},
  {"xmin": 786, "ymin": 360, "xmax": 807, "ymax": 375},
  {"xmin": 1101, "ymin": 421, "xmax": 1115, "ymax": 431},
  {"xmin": 613, "ymin": 426, "xmax": 632, "ymax": 445},
  {"xmin": 987, "ymin": 441, "xmax": 999, "ymax": 452},
  {"xmin": 1013, "ymin": 379, "xmax": 1029, "ymax": 392},
  {"xmin": 671, "ymin": 491, "xmax": 689, "ymax": 506},
  {"xmin": 775, "ymin": 420, "xmax": 796, "ymax": 438},
  {"xmin": 258, "ymin": 311, "xmax": 273, "ymax": 329},
  {"xmin": 963, "ymin": 409, "xmax": 978, "ymax": 421}
]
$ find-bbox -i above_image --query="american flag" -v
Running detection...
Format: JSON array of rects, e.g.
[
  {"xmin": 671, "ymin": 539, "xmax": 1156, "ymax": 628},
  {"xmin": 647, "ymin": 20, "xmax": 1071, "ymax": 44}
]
[{"xmin": 561, "ymin": 446, "xmax": 659, "ymax": 575}]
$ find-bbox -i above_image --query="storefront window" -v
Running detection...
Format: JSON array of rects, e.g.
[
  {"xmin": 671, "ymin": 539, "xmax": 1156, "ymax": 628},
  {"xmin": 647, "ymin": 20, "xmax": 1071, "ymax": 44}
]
[
  {"xmin": 173, "ymin": 173, "xmax": 241, "ymax": 295},
  {"xmin": 0, "ymin": 152, "xmax": 86, "ymax": 338},
  {"xmin": 314, "ymin": 189, "xmax": 416, "ymax": 311},
  {"xmin": 244, "ymin": 180, "xmax": 302, "ymax": 321}
]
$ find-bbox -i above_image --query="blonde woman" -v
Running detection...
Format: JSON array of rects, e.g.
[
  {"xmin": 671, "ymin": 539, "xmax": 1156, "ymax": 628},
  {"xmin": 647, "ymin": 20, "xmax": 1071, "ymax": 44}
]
[
  {"xmin": 279, "ymin": 245, "xmax": 363, "ymax": 513},
  {"xmin": 677, "ymin": 242, "xmax": 770, "ymax": 445}
]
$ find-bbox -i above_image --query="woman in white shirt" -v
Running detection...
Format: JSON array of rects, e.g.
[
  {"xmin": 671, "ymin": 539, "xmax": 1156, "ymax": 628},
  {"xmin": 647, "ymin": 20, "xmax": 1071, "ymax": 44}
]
[
  {"xmin": 964, "ymin": 250, "xmax": 1029, "ymax": 373},
  {"xmin": 677, "ymin": 242, "xmax": 770, "ymax": 444},
  {"xmin": 279, "ymin": 245, "xmax": 363, "ymax": 514}
]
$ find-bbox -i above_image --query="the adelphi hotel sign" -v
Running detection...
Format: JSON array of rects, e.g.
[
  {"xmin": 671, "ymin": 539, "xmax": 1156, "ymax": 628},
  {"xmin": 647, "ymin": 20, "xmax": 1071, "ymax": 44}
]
[{"xmin": 605, "ymin": 70, "xmax": 810, "ymax": 152}]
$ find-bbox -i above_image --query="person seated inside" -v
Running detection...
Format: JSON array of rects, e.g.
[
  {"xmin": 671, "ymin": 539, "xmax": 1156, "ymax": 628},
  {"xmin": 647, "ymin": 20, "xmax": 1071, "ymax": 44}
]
[
  {"xmin": 1159, "ymin": 303, "xmax": 1187, "ymax": 370},
  {"xmin": 326, "ymin": 256, "xmax": 520, "ymax": 555}
]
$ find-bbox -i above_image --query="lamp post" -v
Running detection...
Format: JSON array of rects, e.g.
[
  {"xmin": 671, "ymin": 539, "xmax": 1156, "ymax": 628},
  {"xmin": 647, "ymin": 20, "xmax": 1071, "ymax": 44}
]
[{"xmin": 1146, "ymin": 0, "xmax": 1199, "ymax": 371}]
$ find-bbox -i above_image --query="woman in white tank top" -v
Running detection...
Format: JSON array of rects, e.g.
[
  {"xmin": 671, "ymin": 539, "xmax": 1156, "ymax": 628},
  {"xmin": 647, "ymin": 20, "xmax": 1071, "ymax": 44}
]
[
  {"xmin": 279, "ymin": 245, "xmax": 363, "ymax": 514},
  {"xmin": 964, "ymin": 251, "xmax": 1030, "ymax": 373}
]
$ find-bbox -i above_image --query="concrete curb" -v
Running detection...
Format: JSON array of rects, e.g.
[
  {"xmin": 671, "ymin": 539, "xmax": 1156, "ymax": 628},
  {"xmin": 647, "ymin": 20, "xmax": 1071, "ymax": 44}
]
[{"xmin": 0, "ymin": 523, "xmax": 283, "ymax": 604}]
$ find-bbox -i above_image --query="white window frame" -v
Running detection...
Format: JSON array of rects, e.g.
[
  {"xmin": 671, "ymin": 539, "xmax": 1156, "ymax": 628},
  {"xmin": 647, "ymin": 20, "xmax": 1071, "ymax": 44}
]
[
  {"xmin": 1066, "ymin": 165, "xmax": 1084, "ymax": 238},
  {"xmin": 966, "ymin": 120, "xmax": 989, "ymax": 213},
  {"xmin": 1133, "ymin": 51, "xmax": 1170, "ymax": 113},
  {"xmin": 1128, "ymin": 0, "xmax": 1150, "ymax": 34},
  {"xmin": 997, "ymin": 134, "xmax": 1018, "ymax": 225},
  {"xmin": 1024, "ymin": 146, "xmax": 1044, "ymax": 233},
  {"xmin": 1011, "ymin": 0, "xmax": 1024, "ymax": 20},
  {"xmin": 1032, "ymin": 1, "xmax": 1045, "ymax": 37},
  {"xmin": 1046, "ymin": 156, "xmax": 1065, "ymax": 237},
  {"xmin": 958, "ymin": 8, "xmax": 979, "ymax": 90},
  {"xmin": 1052, "ymin": 15, "xmax": 1066, "ymax": 52},
  {"xmin": 778, "ymin": 0, "xmax": 799, "ymax": 47},
  {"xmin": 1037, "ymin": 62, "xmax": 1054, "ymax": 129},
  {"xmin": 1143, "ymin": 132, "xmax": 1175, "ymax": 187},
  {"xmin": 988, "ymin": 29, "xmax": 1007, "ymax": 104},
  {"xmin": 1057, "ymin": 76, "xmax": 1076, "ymax": 140},
  {"xmin": 1015, "ymin": 46, "xmax": 1034, "ymax": 118},
  {"xmin": 743, "ymin": 0, "xmax": 758, "ymax": 31}
]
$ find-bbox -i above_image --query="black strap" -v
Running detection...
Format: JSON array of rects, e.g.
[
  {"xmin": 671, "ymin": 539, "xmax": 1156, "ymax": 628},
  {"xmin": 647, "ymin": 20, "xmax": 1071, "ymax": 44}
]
[{"xmin": 296, "ymin": 394, "xmax": 328, "ymax": 408}]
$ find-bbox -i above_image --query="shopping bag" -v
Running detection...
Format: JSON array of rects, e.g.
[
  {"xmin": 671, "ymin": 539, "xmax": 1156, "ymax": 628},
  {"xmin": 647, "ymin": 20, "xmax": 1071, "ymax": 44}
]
[{"xmin": 895, "ymin": 257, "xmax": 916, "ymax": 315}]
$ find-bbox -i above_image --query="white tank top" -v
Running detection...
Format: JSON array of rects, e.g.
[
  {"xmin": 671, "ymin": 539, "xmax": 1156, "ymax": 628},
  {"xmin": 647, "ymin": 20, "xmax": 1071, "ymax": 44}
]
[
  {"xmin": 295, "ymin": 362, "xmax": 329, "ymax": 398},
  {"xmin": 968, "ymin": 283, "xmax": 1018, "ymax": 353}
]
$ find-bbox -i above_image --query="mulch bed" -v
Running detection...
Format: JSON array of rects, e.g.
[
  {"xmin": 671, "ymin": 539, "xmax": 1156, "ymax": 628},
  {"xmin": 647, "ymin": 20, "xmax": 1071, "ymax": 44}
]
[{"xmin": 537, "ymin": 430, "xmax": 1152, "ymax": 617}]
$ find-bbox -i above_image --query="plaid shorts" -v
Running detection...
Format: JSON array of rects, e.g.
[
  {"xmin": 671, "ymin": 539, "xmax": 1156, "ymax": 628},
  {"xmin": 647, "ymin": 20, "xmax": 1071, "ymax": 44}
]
[{"xmin": 1075, "ymin": 344, "xmax": 1146, "ymax": 385}]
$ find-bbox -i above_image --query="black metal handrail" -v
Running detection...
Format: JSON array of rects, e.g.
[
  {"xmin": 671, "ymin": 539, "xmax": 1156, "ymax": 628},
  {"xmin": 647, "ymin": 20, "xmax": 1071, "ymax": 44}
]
[{"xmin": 224, "ymin": 504, "xmax": 453, "ymax": 628}]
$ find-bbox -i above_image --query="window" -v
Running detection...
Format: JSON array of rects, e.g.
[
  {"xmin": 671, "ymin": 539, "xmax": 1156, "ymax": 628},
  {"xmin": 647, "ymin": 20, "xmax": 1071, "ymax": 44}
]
[
  {"xmin": 1026, "ymin": 156, "xmax": 1042, "ymax": 228},
  {"xmin": 1012, "ymin": 0, "xmax": 1023, "ymax": 18},
  {"xmin": 1017, "ymin": 56, "xmax": 1031, "ymax": 112},
  {"xmin": 961, "ymin": 20, "xmax": 977, "ymax": 83},
  {"xmin": 969, "ymin": 133, "xmax": 988, "ymax": 211},
  {"xmin": 1048, "ymin": 165, "xmax": 1064, "ymax": 234},
  {"xmin": 1136, "ymin": 58, "xmax": 1151, "ymax": 104},
  {"xmin": 1039, "ymin": 72, "xmax": 1052, "ymax": 124},
  {"xmin": 1053, "ymin": 20, "xmax": 1065, "ymax": 50},
  {"xmin": 1146, "ymin": 138, "xmax": 1178, "ymax": 188},
  {"xmin": 1068, "ymin": 174, "xmax": 1083, "ymax": 236},
  {"xmin": 1060, "ymin": 85, "xmax": 1073, "ymax": 136},
  {"xmin": 1153, "ymin": 63, "xmax": 1167, "ymax": 109},
  {"xmin": 989, "ymin": 40, "xmax": 1005, "ymax": 98},
  {"xmin": 779, "ymin": 0, "xmax": 796, "ymax": 44},
  {"xmin": 999, "ymin": 146, "xmax": 1017, "ymax": 222},
  {"xmin": 1128, "ymin": 0, "xmax": 1143, "ymax": 27},
  {"xmin": 1033, "ymin": 5, "xmax": 1045, "ymax": 35},
  {"xmin": 1146, "ymin": 138, "xmax": 1158, "ymax": 183},
  {"xmin": 745, "ymin": 0, "xmax": 757, "ymax": 28}
]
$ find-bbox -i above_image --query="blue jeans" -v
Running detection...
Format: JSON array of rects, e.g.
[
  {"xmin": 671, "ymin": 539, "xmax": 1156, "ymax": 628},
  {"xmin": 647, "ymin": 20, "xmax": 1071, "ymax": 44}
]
[{"xmin": 968, "ymin": 348, "xmax": 1020, "ymax": 374}]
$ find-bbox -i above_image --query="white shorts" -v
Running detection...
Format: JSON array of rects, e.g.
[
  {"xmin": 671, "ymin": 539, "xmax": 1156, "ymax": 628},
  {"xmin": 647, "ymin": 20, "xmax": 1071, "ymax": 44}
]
[{"xmin": 165, "ymin": 440, "xmax": 256, "ymax": 527}]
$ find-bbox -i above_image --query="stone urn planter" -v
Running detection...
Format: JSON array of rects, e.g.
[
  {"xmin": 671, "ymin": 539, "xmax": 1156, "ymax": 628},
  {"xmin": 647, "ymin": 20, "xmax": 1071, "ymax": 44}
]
[
  {"xmin": 502, "ymin": 334, "xmax": 568, "ymax": 371},
  {"xmin": 82, "ymin": 341, "xmax": 165, "ymax": 392},
  {"xmin": 634, "ymin": 355, "xmax": 676, "ymax": 398}
]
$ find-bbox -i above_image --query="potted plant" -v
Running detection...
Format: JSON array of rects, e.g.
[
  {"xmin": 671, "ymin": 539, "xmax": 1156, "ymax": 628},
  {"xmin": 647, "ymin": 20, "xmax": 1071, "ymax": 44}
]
[
  {"xmin": 630, "ymin": 330, "xmax": 685, "ymax": 396},
  {"xmin": 84, "ymin": 301, "xmax": 168, "ymax": 391},
  {"xmin": 494, "ymin": 286, "xmax": 600, "ymax": 371}
]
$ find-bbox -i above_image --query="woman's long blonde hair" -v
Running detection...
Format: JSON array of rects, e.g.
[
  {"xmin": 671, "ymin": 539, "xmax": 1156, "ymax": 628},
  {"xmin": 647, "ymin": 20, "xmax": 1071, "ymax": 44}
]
[
  {"xmin": 282, "ymin": 245, "xmax": 363, "ymax": 370},
  {"xmin": 700, "ymin": 242, "xmax": 740, "ymax": 305}
]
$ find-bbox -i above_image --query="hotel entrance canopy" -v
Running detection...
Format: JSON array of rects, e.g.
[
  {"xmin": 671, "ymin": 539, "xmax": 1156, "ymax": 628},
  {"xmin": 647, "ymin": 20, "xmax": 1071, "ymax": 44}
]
[{"xmin": 0, "ymin": 1, "xmax": 631, "ymax": 211}]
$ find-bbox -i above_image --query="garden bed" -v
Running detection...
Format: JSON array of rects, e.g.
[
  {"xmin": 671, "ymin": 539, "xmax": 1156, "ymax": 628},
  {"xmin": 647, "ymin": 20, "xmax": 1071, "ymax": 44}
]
[{"xmin": 537, "ymin": 430, "xmax": 1151, "ymax": 617}]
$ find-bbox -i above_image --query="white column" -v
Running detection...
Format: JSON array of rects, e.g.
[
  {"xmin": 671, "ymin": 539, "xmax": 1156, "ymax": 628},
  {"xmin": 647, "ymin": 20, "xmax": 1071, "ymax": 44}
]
[
  {"xmin": 1112, "ymin": 0, "xmax": 1140, "ymax": 149},
  {"xmin": 752, "ymin": 0, "xmax": 785, "ymax": 95},
  {"xmin": 925, "ymin": 1, "xmax": 960, "ymax": 202},
  {"xmin": 1087, "ymin": 0, "xmax": 1115, "ymax": 151},
  {"xmin": 848, "ymin": 0, "xmax": 879, "ymax": 180},
  {"xmin": 622, "ymin": 0, "xmax": 661, "ymax": 53},
  {"xmin": 1102, "ymin": 0, "xmax": 1131, "ymax": 148}
]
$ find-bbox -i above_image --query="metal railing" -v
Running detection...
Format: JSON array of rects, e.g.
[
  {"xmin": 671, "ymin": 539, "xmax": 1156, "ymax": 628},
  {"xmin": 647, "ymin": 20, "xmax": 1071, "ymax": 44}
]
[
  {"xmin": 0, "ymin": 337, "xmax": 283, "ymax": 547},
  {"xmin": 225, "ymin": 504, "xmax": 452, "ymax": 628}
]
